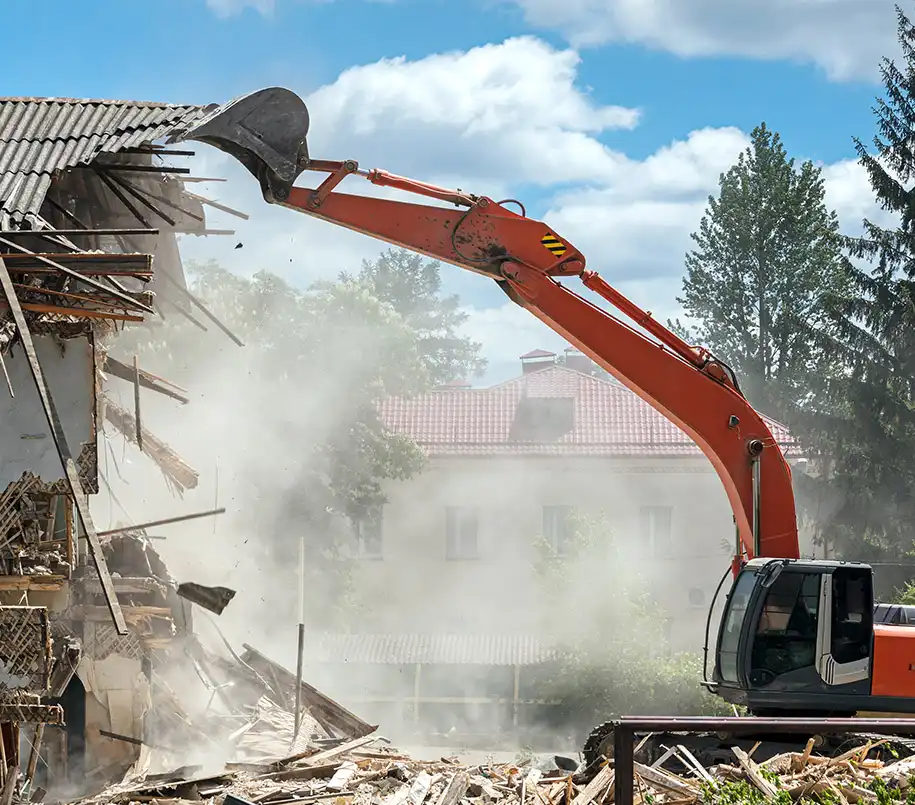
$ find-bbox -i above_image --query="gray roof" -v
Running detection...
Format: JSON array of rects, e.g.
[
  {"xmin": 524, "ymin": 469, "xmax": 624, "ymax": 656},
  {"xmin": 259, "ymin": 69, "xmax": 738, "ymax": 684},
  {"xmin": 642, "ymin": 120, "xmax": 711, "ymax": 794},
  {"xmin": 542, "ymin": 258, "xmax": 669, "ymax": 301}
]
[
  {"xmin": 0, "ymin": 97, "xmax": 210, "ymax": 228},
  {"xmin": 303, "ymin": 633, "xmax": 561, "ymax": 666}
]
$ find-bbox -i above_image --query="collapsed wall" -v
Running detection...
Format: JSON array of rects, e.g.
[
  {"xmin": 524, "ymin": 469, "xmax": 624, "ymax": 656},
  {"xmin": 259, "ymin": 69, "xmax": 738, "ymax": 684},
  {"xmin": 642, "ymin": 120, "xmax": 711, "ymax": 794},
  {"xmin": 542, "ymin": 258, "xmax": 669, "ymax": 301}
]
[
  {"xmin": 0, "ymin": 95, "xmax": 227, "ymax": 794},
  {"xmin": 0, "ymin": 95, "xmax": 378, "ymax": 802}
]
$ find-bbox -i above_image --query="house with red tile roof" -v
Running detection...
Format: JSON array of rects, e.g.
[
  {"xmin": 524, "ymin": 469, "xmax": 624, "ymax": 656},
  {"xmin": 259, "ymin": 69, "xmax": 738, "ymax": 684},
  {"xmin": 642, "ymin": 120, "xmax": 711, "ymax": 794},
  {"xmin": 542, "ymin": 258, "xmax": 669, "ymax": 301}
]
[{"xmin": 301, "ymin": 348, "xmax": 811, "ymax": 745}]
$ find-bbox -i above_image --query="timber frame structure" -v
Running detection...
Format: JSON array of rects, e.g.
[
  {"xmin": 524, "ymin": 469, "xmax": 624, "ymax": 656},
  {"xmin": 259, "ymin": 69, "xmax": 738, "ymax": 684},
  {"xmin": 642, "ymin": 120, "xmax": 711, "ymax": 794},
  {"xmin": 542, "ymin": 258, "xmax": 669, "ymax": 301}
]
[{"xmin": 0, "ymin": 96, "xmax": 246, "ymax": 793}]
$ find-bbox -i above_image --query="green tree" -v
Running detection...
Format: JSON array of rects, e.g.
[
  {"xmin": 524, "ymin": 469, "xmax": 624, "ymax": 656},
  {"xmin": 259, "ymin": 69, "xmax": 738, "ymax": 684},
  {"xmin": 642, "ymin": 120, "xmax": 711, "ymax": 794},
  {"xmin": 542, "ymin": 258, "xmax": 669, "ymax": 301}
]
[
  {"xmin": 111, "ymin": 257, "xmax": 480, "ymax": 628},
  {"xmin": 665, "ymin": 123, "xmax": 876, "ymax": 559},
  {"xmin": 342, "ymin": 248, "xmax": 487, "ymax": 385},
  {"xmin": 799, "ymin": 5, "xmax": 915, "ymax": 560},
  {"xmin": 670, "ymin": 123, "xmax": 848, "ymax": 421},
  {"xmin": 531, "ymin": 512, "xmax": 730, "ymax": 740}
]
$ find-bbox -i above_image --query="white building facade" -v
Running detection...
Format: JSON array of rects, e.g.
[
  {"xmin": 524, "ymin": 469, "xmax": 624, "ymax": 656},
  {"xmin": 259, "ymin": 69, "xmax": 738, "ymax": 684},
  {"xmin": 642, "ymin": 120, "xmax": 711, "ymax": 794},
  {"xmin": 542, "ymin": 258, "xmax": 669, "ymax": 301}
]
[{"xmin": 302, "ymin": 349, "xmax": 809, "ymax": 744}]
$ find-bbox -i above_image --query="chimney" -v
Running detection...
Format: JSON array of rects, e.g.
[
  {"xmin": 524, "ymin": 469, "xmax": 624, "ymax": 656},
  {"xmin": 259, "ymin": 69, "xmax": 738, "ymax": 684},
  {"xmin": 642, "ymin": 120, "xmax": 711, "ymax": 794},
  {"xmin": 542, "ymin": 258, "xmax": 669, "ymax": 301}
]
[
  {"xmin": 520, "ymin": 349, "xmax": 556, "ymax": 375},
  {"xmin": 562, "ymin": 347, "xmax": 593, "ymax": 375}
]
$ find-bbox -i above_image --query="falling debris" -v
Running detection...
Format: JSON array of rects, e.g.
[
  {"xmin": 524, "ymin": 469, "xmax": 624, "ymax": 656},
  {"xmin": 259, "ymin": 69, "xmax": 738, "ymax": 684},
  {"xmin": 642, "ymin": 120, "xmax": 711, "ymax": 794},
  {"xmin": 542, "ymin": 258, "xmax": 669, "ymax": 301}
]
[{"xmin": 176, "ymin": 582, "xmax": 236, "ymax": 615}]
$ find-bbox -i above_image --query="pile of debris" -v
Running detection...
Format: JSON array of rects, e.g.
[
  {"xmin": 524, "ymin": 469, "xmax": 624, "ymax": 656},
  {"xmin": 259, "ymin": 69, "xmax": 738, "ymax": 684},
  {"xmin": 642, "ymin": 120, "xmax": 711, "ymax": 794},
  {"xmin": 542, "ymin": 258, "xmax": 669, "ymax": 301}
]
[{"xmin": 66, "ymin": 731, "xmax": 915, "ymax": 805}]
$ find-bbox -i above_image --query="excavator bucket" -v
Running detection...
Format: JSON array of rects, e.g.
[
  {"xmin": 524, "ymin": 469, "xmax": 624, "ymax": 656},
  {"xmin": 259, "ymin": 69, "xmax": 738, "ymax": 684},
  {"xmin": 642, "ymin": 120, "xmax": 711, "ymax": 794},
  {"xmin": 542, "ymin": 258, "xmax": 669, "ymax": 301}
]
[{"xmin": 169, "ymin": 87, "xmax": 310, "ymax": 201}]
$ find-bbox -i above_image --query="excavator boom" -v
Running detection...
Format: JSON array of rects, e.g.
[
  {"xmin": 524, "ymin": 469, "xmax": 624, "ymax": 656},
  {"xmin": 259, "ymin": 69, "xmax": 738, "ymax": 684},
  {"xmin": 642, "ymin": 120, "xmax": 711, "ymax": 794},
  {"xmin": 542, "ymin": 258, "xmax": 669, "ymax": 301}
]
[{"xmin": 171, "ymin": 87, "xmax": 800, "ymax": 563}]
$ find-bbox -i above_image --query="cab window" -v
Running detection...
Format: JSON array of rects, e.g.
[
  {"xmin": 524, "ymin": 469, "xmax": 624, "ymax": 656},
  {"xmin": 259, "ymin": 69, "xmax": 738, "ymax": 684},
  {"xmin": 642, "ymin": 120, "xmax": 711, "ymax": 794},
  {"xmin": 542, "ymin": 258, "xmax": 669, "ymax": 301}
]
[
  {"xmin": 831, "ymin": 567, "xmax": 872, "ymax": 664},
  {"xmin": 750, "ymin": 571, "xmax": 820, "ymax": 686}
]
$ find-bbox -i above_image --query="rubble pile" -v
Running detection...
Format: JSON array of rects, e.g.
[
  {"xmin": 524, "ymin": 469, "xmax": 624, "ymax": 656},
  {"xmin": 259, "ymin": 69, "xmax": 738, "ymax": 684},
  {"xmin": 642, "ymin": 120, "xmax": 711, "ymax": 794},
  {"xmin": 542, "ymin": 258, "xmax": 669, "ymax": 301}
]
[{"xmin": 65, "ymin": 731, "xmax": 915, "ymax": 805}]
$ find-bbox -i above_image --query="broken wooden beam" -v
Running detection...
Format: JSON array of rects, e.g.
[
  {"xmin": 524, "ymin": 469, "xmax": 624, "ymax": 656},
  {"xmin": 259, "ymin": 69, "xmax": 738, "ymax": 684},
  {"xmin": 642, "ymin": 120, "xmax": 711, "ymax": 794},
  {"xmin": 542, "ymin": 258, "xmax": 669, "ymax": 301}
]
[
  {"xmin": 0, "ymin": 237, "xmax": 154, "ymax": 313},
  {"xmin": 103, "ymin": 354, "xmax": 189, "ymax": 404},
  {"xmin": 158, "ymin": 270, "xmax": 244, "ymax": 347}
]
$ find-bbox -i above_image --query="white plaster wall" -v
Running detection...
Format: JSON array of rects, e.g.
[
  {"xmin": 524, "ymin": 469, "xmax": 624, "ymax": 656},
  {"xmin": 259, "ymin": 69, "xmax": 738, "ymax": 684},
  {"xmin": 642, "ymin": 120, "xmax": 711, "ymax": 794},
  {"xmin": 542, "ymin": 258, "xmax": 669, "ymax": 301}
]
[
  {"xmin": 351, "ymin": 454, "xmax": 814, "ymax": 655},
  {"xmin": 0, "ymin": 335, "xmax": 95, "ymax": 487}
]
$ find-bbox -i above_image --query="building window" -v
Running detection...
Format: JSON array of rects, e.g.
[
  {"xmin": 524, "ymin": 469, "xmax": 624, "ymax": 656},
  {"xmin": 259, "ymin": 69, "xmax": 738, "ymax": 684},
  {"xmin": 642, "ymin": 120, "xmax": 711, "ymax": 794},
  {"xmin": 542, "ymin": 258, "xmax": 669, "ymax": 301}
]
[
  {"xmin": 640, "ymin": 506, "xmax": 672, "ymax": 558},
  {"xmin": 355, "ymin": 507, "xmax": 383, "ymax": 559},
  {"xmin": 542, "ymin": 506, "xmax": 575, "ymax": 554},
  {"xmin": 446, "ymin": 507, "xmax": 479, "ymax": 560}
]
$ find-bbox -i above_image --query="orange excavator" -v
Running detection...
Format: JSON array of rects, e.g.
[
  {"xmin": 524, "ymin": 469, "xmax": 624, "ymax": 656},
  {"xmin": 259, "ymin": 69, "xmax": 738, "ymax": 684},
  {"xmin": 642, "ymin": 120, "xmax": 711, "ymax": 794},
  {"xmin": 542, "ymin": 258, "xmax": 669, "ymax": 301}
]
[{"xmin": 171, "ymin": 88, "xmax": 915, "ymax": 763}]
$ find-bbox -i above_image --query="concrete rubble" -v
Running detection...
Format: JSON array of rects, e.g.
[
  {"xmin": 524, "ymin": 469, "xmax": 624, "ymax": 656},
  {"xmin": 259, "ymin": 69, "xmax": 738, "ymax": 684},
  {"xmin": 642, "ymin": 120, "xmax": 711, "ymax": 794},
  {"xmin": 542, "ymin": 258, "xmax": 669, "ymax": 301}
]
[{"xmin": 57, "ymin": 727, "xmax": 915, "ymax": 805}]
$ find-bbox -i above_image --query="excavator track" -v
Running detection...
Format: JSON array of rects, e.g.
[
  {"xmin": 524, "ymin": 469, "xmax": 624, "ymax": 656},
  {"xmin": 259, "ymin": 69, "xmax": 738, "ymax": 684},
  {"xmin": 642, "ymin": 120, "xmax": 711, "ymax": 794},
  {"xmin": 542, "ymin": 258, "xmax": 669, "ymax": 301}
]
[{"xmin": 582, "ymin": 720, "xmax": 915, "ymax": 772}]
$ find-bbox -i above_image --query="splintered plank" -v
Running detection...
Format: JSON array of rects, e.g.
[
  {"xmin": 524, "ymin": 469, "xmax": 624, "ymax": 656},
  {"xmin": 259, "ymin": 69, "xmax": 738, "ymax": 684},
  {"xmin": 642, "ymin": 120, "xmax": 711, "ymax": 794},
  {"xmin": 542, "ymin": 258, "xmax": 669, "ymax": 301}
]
[
  {"xmin": 0, "ymin": 256, "xmax": 127, "ymax": 635},
  {"xmin": 632, "ymin": 762, "xmax": 699, "ymax": 799},
  {"xmin": 732, "ymin": 747, "xmax": 778, "ymax": 799},
  {"xmin": 434, "ymin": 772, "xmax": 469, "ymax": 805},
  {"xmin": 297, "ymin": 736, "xmax": 379, "ymax": 767},
  {"xmin": 570, "ymin": 765, "xmax": 614, "ymax": 805}
]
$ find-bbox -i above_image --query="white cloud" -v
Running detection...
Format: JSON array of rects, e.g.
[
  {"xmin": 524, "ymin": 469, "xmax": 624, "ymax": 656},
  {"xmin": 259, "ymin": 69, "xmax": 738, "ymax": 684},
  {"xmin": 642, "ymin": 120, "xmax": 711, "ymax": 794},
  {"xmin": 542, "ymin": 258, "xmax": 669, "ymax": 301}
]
[
  {"xmin": 180, "ymin": 36, "xmax": 641, "ymax": 279},
  {"xmin": 304, "ymin": 37, "xmax": 639, "ymax": 187},
  {"xmin": 508, "ymin": 0, "xmax": 900, "ymax": 81},
  {"xmin": 179, "ymin": 36, "xmax": 888, "ymax": 386}
]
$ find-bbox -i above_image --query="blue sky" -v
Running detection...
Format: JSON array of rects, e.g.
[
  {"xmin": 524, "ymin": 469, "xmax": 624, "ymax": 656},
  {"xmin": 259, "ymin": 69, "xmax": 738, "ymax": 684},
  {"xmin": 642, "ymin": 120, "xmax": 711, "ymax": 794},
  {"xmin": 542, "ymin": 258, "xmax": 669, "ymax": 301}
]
[{"xmin": 4, "ymin": 0, "xmax": 903, "ymax": 383}]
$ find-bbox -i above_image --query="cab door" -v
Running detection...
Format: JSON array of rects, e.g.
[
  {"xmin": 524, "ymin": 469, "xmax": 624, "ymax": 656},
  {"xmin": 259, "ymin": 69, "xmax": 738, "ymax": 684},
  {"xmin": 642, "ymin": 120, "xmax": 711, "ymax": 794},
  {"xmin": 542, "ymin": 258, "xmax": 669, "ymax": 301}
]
[{"xmin": 816, "ymin": 566, "xmax": 873, "ymax": 686}]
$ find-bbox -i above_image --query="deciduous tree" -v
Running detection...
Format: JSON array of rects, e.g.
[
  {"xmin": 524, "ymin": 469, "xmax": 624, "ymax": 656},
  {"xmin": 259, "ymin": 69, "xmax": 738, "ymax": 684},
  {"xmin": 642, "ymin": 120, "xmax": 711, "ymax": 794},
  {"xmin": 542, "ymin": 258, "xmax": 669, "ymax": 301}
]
[
  {"xmin": 342, "ymin": 248, "xmax": 487, "ymax": 384},
  {"xmin": 111, "ymin": 256, "xmax": 481, "ymax": 627}
]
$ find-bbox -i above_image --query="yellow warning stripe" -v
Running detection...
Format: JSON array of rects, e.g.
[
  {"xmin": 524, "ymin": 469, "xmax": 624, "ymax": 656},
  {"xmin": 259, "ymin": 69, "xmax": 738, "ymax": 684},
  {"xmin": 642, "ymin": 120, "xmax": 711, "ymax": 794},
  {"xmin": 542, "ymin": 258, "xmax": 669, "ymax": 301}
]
[{"xmin": 541, "ymin": 232, "xmax": 567, "ymax": 258}]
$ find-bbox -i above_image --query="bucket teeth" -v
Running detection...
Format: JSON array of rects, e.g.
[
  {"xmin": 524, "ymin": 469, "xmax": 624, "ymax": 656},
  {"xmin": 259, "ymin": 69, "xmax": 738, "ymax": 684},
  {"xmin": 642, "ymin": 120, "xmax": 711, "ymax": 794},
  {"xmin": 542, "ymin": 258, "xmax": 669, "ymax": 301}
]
[{"xmin": 169, "ymin": 86, "xmax": 310, "ymax": 201}]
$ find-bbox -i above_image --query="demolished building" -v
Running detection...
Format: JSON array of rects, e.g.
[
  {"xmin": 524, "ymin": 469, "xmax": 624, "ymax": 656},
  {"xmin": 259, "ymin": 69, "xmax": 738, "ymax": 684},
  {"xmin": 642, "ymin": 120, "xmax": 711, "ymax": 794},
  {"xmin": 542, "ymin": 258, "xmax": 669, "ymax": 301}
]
[{"xmin": 0, "ymin": 95, "xmax": 244, "ymax": 793}]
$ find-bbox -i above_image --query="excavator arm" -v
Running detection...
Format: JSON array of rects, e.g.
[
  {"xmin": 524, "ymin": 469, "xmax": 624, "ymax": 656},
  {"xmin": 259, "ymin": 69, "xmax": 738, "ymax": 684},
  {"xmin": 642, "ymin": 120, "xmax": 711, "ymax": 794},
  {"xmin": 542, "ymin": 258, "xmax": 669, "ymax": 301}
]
[{"xmin": 173, "ymin": 87, "xmax": 800, "ymax": 563}]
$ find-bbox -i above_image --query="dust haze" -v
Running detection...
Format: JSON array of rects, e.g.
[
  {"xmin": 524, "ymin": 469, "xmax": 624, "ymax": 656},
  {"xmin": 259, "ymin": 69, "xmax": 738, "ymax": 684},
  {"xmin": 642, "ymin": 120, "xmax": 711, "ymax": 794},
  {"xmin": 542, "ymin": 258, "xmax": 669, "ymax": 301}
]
[{"xmin": 90, "ymin": 247, "xmax": 736, "ymax": 759}]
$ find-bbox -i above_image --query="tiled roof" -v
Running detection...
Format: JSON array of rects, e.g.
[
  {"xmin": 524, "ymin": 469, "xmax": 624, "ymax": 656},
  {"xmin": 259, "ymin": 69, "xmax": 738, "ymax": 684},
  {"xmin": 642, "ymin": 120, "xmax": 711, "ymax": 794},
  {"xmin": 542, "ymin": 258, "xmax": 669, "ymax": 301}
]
[
  {"xmin": 0, "ymin": 97, "xmax": 210, "ymax": 228},
  {"xmin": 378, "ymin": 364, "xmax": 799, "ymax": 458},
  {"xmin": 304, "ymin": 633, "xmax": 559, "ymax": 666}
]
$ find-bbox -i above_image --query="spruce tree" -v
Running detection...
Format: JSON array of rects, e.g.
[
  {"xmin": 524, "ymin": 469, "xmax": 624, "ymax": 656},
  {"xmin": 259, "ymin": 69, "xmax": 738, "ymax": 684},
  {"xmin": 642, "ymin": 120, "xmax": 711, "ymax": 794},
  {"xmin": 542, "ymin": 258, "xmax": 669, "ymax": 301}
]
[
  {"xmin": 671, "ymin": 123, "xmax": 847, "ymax": 421},
  {"xmin": 815, "ymin": 4, "xmax": 915, "ymax": 558}
]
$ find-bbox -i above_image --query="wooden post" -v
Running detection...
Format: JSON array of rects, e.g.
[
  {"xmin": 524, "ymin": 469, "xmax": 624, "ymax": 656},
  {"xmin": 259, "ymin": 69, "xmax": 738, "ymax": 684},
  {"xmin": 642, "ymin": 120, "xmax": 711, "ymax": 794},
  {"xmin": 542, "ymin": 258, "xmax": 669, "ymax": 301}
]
[
  {"xmin": 133, "ymin": 355, "xmax": 143, "ymax": 451},
  {"xmin": 512, "ymin": 665, "xmax": 521, "ymax": 731},
  {"xmin": 25, "ymin": 723, "xmax": 44, "ymax": 786},
  {"xmin": 413, "ymin": 664, "xmax": 422, "ymax": 732},
  {"xmin": 0, "ymin": 723, "xmax": 8, "ymax": 786}
]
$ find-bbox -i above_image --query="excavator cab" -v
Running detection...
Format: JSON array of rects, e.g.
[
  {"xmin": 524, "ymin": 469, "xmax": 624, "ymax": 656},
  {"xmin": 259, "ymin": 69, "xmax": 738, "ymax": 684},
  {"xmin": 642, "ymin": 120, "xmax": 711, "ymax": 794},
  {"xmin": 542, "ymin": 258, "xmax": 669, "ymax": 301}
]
[{"xmin": 711, "ymin": 558, "xmax": 883, "ymax": 714}]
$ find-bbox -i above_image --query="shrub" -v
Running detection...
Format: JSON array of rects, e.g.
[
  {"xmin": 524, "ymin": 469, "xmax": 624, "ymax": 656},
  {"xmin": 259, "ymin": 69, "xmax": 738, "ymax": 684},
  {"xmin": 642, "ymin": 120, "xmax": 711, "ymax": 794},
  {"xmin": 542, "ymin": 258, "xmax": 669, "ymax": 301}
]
[{"xmin": 532, "ymin": 511, "xmax": 734, "ymax": 739}]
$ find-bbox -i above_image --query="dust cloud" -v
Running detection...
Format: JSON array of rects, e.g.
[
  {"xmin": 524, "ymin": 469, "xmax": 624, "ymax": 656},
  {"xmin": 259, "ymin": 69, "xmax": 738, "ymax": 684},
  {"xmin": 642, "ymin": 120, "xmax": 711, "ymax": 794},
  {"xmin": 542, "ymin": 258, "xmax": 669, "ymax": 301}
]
[{"xmin": 90, "ymin": 248, "xmax": 736, "ymax": 758}]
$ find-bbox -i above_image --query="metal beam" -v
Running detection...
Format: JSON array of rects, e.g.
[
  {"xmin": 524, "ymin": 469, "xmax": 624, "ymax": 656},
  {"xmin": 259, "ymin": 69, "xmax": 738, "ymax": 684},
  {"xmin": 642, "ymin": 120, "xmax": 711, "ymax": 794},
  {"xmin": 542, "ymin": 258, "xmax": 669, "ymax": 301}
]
[
  {"xmin": 0, "ymin": 256, "xmax": 128, "ymax": 635},
  {"xmin": 96, "ymin": 507, "xmax": 226, "ymax": 538},
  {"xmin": 158, "ymin": 270, "xmax": 244, "ymax": 347}
]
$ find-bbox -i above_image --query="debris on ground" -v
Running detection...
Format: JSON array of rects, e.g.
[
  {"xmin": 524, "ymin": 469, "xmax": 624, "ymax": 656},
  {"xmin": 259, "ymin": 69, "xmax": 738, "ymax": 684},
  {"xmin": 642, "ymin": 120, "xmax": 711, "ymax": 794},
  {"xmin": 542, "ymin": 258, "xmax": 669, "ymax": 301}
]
[{"xmin": 64, "ymin": 731, "xmax": 915, "ymax": 805}]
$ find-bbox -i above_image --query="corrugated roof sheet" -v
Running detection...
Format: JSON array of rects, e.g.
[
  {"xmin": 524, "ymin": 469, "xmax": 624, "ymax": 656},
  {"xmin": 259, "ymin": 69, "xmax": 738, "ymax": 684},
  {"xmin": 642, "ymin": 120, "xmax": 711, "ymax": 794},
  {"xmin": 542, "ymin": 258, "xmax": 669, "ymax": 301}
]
[
  {"xmin": 304, "ymin": 633, "xmax": 559, "ymax": 666},
  {"xmin": 378, "ymin": 364, "xmax": 799, "ymax": 458},
  {"xmin": 0, "ymin": 97, "xmax": 210, "ymax": 228}
]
